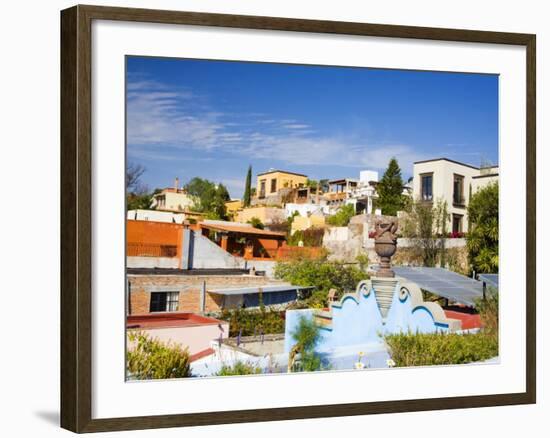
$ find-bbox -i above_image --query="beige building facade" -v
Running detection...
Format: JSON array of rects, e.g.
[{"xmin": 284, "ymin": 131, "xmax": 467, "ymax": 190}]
[
  {"xmin": 412, "ymin": 158, "xmax": 499, "ymax": 233},
  {"xmin": 255, "ymin": 170, "xmax": 308, "ymax": 202},
  {"xmin": 151, "ymin": 188, "xmax": 195, "ymax": 212},
  {"xmin": 236, "ymin": 206, "xmax": 286, "ymax": 225}
]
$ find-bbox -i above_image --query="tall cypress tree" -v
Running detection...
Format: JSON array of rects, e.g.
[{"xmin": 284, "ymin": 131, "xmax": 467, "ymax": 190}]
[
  {"xmin": 376, "ymin": 157, "xmax": 405, "ymax": 216},
  {"xmin": 243, "ymin": 165, "xmax": 252, "ymax": 207}
]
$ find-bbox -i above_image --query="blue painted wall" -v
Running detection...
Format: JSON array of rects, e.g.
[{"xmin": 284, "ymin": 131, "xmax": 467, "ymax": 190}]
[{"xmin": 284, "ymin": 279, "xmax": 450, "ymax": 355}]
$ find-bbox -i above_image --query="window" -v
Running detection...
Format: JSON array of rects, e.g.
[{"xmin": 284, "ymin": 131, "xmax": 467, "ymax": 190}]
[
  {"xmin": 270, "ymin": 178, "xmax": 277, "ymax": 193},
  {"xmin": 149, "ymin": 291, "xmax": 179, "ymax": 312},
  {"xmin": 453, "ymin": 174, "xmax": 465, "ymax": 206},
  {"xmin": 421, "ymin": 174, "xmax": 433, "ymax": 201},
  {"xmin": 452, "ymin": 214, "xmax": 463, "ymax": 234},
  {"xmin": 259, "ymin": 180, "xmax": 266, "ymax": 198},
  {"xmin": 156, "ymin": 195, "xmax": 166, "ymax": 208}
]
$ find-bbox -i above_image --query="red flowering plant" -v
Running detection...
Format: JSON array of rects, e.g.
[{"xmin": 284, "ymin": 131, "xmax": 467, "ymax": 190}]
[{"xmin": 448, "ymin": 231, "xmax": 465, "ymax": 238}]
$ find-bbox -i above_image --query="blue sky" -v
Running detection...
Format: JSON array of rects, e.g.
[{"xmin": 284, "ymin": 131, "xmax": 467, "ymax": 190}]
[{"xmin": 126, "ymin": 56, "xmax": 498, "ymax": 199}]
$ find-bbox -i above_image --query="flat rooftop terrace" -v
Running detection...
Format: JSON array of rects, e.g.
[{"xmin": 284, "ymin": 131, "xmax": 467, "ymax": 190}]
[{"xmin": 223, "ymin": 334, "xmax": 285, "ymax": 357}]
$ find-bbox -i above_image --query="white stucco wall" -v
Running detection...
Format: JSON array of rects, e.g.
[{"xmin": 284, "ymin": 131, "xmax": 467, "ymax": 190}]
[{"xmin": 412, "ymin": 159, "xmax": 492, "ymax": 230}]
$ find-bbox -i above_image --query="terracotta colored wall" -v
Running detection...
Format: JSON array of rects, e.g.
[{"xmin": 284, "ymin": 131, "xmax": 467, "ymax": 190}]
[
  {"xmin": 255, "ymin": 237, "xmax": 283, "ymax": 258},
  {"xmin": 127, "ymin": 220, "xmax": 183, "ymax": 246},
  {"xmin": 127, "ymin": 220, "xmax": 183, "ymax": 261}
]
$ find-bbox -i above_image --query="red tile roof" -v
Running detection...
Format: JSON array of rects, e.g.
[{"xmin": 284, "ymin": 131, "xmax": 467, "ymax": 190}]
[
  {"xmin": 126, "ymin": 312, "xmax": 226, "ymax": 329},
  {"xmin": 190, "ymin": 348, "xmax": 215, "ymax": 362},
  {"xmin": 200, "ymin": 222, "xmax": 286, "ymax": 237}
]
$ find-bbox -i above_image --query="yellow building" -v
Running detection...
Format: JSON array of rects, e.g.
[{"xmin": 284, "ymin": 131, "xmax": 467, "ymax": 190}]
[
  {"xmin": 225, "ymin": 199, "xmax": 243, "ymax": 216},
  {"xmin": 256, "ymin": 170, "xmax": 308, "ymax": 200},
  {"xmin": 291, "ymin": 214, "xmax": 326, "ymax": 235}
]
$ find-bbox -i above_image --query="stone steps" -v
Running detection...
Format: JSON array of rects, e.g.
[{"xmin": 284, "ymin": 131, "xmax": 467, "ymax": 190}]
[
  {"xmin": 311, "ymin": 277, "xmax": 398, "ymax": 330},
  {"xmin": 313, "ymin": 310, "xmax": 333, "ymax": 329},
  {"xmin": 371, "ymin": 278, "xmax": 398, "ymax": 319}
]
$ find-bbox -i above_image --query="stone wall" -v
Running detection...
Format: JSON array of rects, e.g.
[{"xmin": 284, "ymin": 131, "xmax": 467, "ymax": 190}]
[
  {"xmin": 323, "ymin": 213, "xmax": 468, "ymax": 270},
  {"xmin": 322, "ymin": 222, "xmax": 364, "ymax": 261}
]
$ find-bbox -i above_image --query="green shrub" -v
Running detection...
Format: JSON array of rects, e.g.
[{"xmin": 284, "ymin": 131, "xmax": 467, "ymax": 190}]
[
  {"xmin": 287, "ymin": 227, "xmax": 325, "ymax": 247},
  {"xmin": 127, "ymin": 331, "xmax": 191, "ymax": 379},
  {"xmin": 326, "ymin": 204, "xmax": 356, "ymax": 227},
  {"xmin": 247, "ymin": 217, "xmax": 264, "ymax": 229},
  {"xmin": 355, "ymin": 253, "xmax": 370, "ymax": 272},
  {"xmin": 385, "ymin": 331, "xmax": 498, "ymax": 367},
  {"xmin": 217, "ymin": 308, "xmax": 286, "ymax": 337},
  {"xmin": 475, "ymin": 287, "xmax": 499, "ymax": 338},
  {"xmin": 467, "ymin": 182, "xmax": 499, "ymax": 273},
  {"xmin": 216, "ymin": 361, "xmax": 262, "ymax": 376},
  {"xmin": 274, "ymin": 259, "xmax": 366, "ymax": 308},
  {"xmin": 290, "ymin": 315, "xmax": 322, "ymax": 372}
]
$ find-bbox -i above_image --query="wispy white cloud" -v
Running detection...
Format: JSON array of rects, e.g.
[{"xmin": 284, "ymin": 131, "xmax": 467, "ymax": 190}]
[
  {"xmin": 282, "ymin": 123, "xmax": 310, "ymax": 130},
  {"xmin": 126, "ymin": 78, "xmax": 426, "ymax": 172},
  {"xmin": 221, "ymin": 178, "xmax": 246, "ymax": 197}
]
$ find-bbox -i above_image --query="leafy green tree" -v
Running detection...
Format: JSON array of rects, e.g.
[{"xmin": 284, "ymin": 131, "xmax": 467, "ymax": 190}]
[
  {"xmin": 376, "ymin": 157, "xmax": 406, "ymax": 216},
  {"xmin": 467, "ymin": 182, "xmax": 499, "ymax": 273},
  {"xmin": 274, "ymin": 259, "xmax": 365, "ymax": 308},
  {"xmin": 247, "ymin": 217, "xmax": 264, "ymax": 229},
  {"xmin": 326, "ymin": 204, "xmax": 355, "ymax": 226},
  {"xmin": 290, "ymin": 315, "xmax": 322, "ymax": 372},
  {"xmin": 401, "ymin": 198, "xmax": 449, "ymax": 267},
  {"xmin": 305, "ymin": 178, "xmax": 320, "ymax": 189},
  {"xmin": 126, "ymin": 332, "xmax": 191, "ymax": 380},
  {"xmin": 185, "ymin": 177, "xmax": 230, "ymax": 219},
  {"xmin": 126, "ymin": 162, "xmax": 152, "ymax": 211},
  {"xmin": 243, "ymin": 165, "xmax": 252, "ymax": 207},
  {"xmin": 127, "ymin": 193, "xmax": 152, "ymax": 210}
]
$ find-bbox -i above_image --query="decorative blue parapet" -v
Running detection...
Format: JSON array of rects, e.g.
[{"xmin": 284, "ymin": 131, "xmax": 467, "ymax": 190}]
[{"xmin": 284, "ymin": 277, "xmax": 461, "ymax": 354}]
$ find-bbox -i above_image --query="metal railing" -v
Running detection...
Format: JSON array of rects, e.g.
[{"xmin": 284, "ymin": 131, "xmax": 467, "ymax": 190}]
[{"xmin": 127, "ymin": 243, "xmax": 178, "ymax": 258}]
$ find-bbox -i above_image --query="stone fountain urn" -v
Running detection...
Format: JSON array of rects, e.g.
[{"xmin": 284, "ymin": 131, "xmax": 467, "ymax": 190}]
[{"xmin": 374, "ymin": 220, "xmax": 398, "ymax": 278}]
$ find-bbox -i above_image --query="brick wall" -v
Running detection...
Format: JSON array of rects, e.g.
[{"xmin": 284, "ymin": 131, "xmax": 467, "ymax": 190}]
[{"xmin": 128, "ymin": 274, "xmax": 277, "ymax": 315}]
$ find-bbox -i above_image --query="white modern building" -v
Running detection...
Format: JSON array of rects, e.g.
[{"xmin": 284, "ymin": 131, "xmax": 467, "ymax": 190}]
[
  {"xmin": 412, "ymin": 158, "xmax": 499, "ymax": 233},
  {"xmin": 150, "ymin": 178, "xmax": 196, "ymax": 212},
  {"xmin": 324, "ymin": 170, "xmax": 380, "ymax": 215}
]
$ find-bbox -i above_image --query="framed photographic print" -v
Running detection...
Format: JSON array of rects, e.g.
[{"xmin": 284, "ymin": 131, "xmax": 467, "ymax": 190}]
[{"xmin": 60, "ymin": 4, "xmax": 536, "ymax": 433}]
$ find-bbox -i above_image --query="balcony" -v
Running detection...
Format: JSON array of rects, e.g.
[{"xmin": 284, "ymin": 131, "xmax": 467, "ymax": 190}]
[{"xmin": 453, "ymin": 194, "xmax": 466, "ymax": 208}]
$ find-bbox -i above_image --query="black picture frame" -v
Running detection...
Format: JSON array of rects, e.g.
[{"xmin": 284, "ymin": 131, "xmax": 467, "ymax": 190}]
[{"xmin": 60, "ymin": 4, "xmax": 536, "ymax": 433}]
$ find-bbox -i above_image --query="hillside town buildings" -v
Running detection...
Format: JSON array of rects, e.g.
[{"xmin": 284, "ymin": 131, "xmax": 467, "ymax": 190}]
[{"xmin": 126, "ymin": 157, "xmax": 499, "ymax": 367}]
